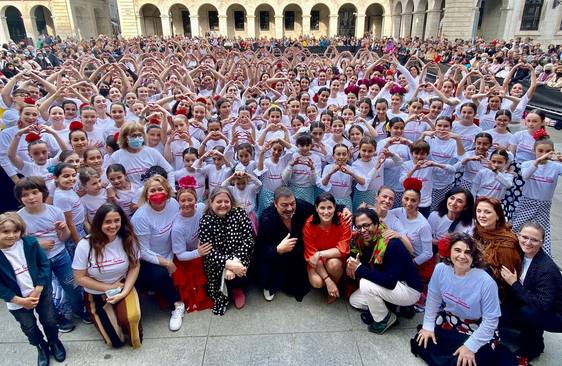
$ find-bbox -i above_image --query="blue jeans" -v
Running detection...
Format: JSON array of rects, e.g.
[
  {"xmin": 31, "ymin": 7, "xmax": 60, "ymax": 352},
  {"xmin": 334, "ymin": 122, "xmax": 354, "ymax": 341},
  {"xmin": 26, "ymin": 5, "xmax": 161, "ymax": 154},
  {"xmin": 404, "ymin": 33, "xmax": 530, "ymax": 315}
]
[
  {"xmin": 65, "ymin": 223, "xmax": 86, "ymax": 259},
  {"xmin": 10, "ymin": 287, "xmax": 59, "ymax": 346},
  {"xmin": 50, "ymin": 249, "xmax": 84, "ymax": 316}
]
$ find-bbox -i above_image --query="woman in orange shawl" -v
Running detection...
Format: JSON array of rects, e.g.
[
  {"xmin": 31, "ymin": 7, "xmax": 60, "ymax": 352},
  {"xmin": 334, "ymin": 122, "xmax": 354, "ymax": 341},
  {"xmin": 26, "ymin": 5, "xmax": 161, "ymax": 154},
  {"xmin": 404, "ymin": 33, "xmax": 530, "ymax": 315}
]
[
  {"xmin": 473, "ymin": 197, "xmax": 523, "ymax": 301},
  {"xmin": 303, "ymin": 192, "xmax": 351, "ymax": 303}
]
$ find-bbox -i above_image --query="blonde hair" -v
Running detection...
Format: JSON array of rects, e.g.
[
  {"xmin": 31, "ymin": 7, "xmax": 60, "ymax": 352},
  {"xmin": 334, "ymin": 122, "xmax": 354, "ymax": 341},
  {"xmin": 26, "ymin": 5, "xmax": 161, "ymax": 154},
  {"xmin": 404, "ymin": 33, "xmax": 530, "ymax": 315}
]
[
  {"xmin": 118, "ymin": 122, "xmax": 145, "ymax": 149},
  {"xmin": 172, "ymin": 114, "xmax": 188, "ymax": 126},
  {"xmin": 0, "ymin": 212, "xmax": 26, "ymax": 236},
  {"xmin": 139, "ymin": 175, "xmax": 172, "ymax": 205}
]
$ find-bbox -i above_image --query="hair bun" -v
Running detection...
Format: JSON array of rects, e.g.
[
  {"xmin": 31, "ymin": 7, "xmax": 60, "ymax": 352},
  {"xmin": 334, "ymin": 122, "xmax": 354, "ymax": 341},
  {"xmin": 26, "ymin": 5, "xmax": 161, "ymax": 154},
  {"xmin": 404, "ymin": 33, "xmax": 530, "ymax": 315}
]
[
  {"xmin": 148, "ymin": 117, "xmax": 161, "ymax": 125},
  {"xmin": 389, "ymin": 85, "xmax": 407, "ymax": 95},
  {"xmin": 25, "ymin": 132, "xmax": 41, "ymax": 143},
  {"xmin": 403, "ymin": 177, "xmax": 423, "ymax": 192},
  {"xmin": 68, "ymin": 121, "xmax": 84, "ymax": 131},
  {"xmin": 532, "ymin": 128, "xmax": 549, "ymax": 141},
  {"xmin": 175, "ymin": 107, "xmax": 188, "ymax": 116}
]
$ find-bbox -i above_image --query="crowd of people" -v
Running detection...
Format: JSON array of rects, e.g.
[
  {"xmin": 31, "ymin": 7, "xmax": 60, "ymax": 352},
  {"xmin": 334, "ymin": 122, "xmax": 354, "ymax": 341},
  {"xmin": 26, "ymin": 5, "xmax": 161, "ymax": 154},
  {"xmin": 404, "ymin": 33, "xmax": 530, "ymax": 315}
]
[{"xmin": 0, "ymin": 34, "xmax": 561, "ymax": 366}]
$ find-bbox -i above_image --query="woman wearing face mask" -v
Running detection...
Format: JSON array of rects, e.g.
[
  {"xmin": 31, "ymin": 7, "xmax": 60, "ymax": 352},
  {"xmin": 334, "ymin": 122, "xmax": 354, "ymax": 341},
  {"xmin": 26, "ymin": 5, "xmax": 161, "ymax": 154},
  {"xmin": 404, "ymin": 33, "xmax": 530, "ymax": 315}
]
[
  {"xmin": 131, "ymin": 175, "xmax": 185, "ymax": 331},
  {"xmin": 108, "ymin": 122, "xmax": 173, "ymax": 185}
]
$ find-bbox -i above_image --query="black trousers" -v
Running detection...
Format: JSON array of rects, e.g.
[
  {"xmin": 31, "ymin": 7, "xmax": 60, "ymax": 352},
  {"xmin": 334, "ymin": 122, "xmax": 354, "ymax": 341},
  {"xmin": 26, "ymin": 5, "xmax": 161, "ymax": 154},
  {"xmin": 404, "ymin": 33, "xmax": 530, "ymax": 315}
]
[
  {"xmin": 9, "ymin": 288, "xmax": 59, "ymax": 346},
  {"xmin": 137, "ymin": 260, "xmax": 180, "ymax": 309},
  {"xmin": 501, "ymin": 303, "xmax": 562, "ymax": 358}
]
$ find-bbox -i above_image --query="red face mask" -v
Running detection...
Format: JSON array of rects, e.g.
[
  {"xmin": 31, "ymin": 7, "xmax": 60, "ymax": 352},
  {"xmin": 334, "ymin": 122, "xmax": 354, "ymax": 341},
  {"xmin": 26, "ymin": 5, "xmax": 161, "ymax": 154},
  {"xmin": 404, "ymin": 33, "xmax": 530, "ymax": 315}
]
[{"xmin": 148, "ymin": 192, "xmax": 167, "ymax": 205}]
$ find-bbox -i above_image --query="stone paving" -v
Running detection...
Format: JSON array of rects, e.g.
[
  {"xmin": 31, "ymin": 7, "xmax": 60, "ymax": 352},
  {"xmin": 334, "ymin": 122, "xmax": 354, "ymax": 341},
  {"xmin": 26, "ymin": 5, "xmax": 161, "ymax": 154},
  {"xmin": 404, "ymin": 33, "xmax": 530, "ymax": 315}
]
[{"xmin": 1, "ymin": 129, "xmax": 561, "ymax": 366}]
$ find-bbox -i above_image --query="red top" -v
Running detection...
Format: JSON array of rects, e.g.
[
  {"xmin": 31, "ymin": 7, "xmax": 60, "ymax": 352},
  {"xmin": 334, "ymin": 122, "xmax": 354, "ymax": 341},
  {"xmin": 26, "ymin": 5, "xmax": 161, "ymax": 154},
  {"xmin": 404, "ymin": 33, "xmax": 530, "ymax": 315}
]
[{"xmin": 303, "ymin": 213, "xmax": 351, "ymax": 263}]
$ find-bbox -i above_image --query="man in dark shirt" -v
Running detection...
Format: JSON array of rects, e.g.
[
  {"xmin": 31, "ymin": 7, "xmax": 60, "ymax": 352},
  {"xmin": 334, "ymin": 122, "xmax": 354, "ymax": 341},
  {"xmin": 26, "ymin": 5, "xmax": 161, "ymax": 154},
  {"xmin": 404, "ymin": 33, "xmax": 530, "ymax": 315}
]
[{"xmin": 347, "ymin": 208, "xmax": 422, "ymax": 334}]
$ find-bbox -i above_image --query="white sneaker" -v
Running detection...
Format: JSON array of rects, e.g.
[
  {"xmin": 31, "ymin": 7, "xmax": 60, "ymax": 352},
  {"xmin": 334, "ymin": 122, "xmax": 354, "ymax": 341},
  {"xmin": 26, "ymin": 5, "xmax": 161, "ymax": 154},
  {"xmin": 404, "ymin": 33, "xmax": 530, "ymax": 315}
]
[
  {"xmin": 169, "ymin": 303, "xmax": 185, "ymax": 331},
  {"xmin": 263, "ymin": 289, "xmax": 275, "ymax": 302}
]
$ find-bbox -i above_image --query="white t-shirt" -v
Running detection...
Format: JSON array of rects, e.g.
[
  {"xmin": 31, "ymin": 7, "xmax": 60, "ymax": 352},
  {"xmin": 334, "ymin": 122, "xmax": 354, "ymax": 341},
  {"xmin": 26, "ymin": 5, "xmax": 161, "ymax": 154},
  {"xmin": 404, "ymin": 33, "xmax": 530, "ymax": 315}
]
[
  {"xmin": 376, "ymin": 138, "xmax": 411, "ymax": 192},
  {"xmin": 399, "ymin": 160, "xmax": 454, "ymax": 208},
  {"xmin": 72, "ymin": 237, "xmax": 133, "ymax": 294},
  {"xmin": 81, "ymin": 189, "xmax": 108, "ymax": 222},
  {"xmin": 471, "ymin": 169, "xmax": 514, "ymax": 200},
  {"xmin": 426, "ymin": 136, "xmax": 459, "ymax": 189},
  {"xmin": 488, "ymin": 130, "xmax": 513, "ymax": 148},
  {"xmin": 2, "ymin": 240, "xmax": 34, "ymax": 310},
  {"xmin": 254, "ymin": 154, "xmax": 292, "ymax": 192},
  {"xmin": 452, "ymin": 122, "xmax": 482, "ymax": 151},
  {"xmin": 19, "ymin": 157, "xmax": 58, "ymax": 184},
  {"xmin": 17, "ymin": 205, "xmax": 66, "ymax": 259},
  {"xmin": 509, "ymin": 130, "xmax": 536, "ymax": 163},
  {"xmin": 171, "ymin": 203, "xmax": 205, "ymax": 261},
  {"xmin": 170, "ymin": 139, "xmax": 202, "ymax": 170},
  {"xmin": 53, "ymin": 187, "xmax": 86, "ymax": 227},
  {"xmin": 520, "ymin": 160, "xmax": 562, "ymax": 200},
  {"xmin": 169, "ymin": 168, "xmax": 206, "ymax": 199},
  {"xmin": 131, "ymin": 199, "xmax": 179, "ymax": 264},
  {"xmin": 427, "ymin": 211, "xmax": 473, "ymax": 240},
  {"xmin": 403, "ymin": 120, "xmax": 432, "ymax": 142},
  {"xmin": 320, "ymin": 164, "xmax": 362, "ymax": 199},
  {"xmin": 109, "ymin": 146, "xmax": 173, "ymax": 185},
  {"xmin": 390, "ymin": 207, "xmax": 433, "ymax": 265}
]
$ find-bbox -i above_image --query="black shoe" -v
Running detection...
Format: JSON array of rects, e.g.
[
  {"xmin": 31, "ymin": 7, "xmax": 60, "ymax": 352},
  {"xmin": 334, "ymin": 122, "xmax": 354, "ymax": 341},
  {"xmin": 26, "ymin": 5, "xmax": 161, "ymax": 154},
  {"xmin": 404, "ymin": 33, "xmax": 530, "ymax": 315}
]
[
  {"xmin": 360, "ymin": 311, "xmax": 374, "ymax": 325},
  {"xmin": 56, "ymin": 315, "xmax": 75, "ymax": 333},
  {"xmin": 396, "ymin": 305, "xmax": 415, "ymax": 319},
  {"xmin": 37, "ymin": 342, "xmax": 50, "ymax": 366},
  {"xmin": 79, "ymin": 312, "xmax": 93, "ymax": 325},
  {"xmin": 49, "ymin": 340, "xmax": 66, "ymax": 362}
]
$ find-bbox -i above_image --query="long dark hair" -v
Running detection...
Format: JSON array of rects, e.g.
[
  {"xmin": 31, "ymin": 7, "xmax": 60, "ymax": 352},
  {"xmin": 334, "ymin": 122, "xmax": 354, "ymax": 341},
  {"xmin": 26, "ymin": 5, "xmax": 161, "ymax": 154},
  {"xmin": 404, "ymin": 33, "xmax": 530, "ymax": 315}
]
[
  {"xmin": 437, "ymin": 187, "xmax": 474, "ymax": 228},
  {"xmin": 311, "ymin": 192, "xmax": 340, "ymax": 225},
  {"xmin": 88, "ymin": 203, "xmax": 139, "ymax": 270}
]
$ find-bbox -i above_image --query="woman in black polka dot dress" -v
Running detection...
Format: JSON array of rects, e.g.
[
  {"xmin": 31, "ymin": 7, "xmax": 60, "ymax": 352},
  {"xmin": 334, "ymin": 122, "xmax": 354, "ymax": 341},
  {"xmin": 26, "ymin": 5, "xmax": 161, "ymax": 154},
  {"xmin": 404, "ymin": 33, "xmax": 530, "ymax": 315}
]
[{"xmin": 199, "ymin": 188, "xmax": 255, "ymax": 315}]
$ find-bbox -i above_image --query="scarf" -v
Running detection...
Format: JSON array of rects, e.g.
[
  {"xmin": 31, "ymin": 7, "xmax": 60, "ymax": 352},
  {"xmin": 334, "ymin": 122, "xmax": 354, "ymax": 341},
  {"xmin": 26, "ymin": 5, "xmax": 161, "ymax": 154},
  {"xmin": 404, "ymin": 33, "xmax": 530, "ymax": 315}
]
[
  {"xmin": 353, "ymin": 223, "xmax": 388, "ymax": 265},
  {"xmin": 475, "ymin": 223, "xmax": 522, "ymax": 283}
]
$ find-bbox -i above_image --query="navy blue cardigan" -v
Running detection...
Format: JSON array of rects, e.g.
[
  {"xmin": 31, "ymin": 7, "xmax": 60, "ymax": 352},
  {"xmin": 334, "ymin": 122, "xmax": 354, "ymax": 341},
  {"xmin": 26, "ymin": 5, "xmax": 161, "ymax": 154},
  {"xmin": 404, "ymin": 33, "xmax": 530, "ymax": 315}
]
[{"xmin": 0, "ymin": 236, "xmax": 50, "ymax": 303}]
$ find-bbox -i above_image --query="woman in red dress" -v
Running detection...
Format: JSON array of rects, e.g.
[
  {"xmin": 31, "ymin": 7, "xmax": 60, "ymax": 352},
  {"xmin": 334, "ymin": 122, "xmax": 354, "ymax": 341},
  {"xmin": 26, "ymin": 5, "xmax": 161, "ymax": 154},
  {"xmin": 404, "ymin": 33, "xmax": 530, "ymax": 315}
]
[
  {"xmin": 303, "ymin": 192, "xmax": 351, "ymax": 303},
  {"xmin": 171, "ymin": 184, "xmax": 213, "ymax": 312}
]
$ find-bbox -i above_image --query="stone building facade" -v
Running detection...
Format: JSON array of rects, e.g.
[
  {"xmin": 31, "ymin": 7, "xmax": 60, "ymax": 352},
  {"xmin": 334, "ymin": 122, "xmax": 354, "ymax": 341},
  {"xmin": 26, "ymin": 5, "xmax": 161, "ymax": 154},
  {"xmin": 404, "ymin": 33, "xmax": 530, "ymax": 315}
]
[{"xmin": 1, "ymin": 0, "xmax": 561, "ymax": 45}]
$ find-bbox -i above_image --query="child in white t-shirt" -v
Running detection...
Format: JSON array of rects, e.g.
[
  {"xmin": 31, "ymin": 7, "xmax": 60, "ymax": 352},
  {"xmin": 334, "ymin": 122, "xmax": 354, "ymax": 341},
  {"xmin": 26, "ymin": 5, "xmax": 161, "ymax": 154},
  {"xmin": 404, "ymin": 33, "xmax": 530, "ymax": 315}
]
[{"xmin": 79, "ymin": 167, "xmax": 108, "ymax": 226}]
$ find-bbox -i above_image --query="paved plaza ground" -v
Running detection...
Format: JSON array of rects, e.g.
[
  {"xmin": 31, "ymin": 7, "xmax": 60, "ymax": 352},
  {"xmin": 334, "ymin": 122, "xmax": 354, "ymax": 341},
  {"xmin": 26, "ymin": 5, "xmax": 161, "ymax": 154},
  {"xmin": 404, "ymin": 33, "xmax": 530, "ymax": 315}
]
[{"xmin": 1, "ymin": 129, "xmax": 561, "ymax": 366}]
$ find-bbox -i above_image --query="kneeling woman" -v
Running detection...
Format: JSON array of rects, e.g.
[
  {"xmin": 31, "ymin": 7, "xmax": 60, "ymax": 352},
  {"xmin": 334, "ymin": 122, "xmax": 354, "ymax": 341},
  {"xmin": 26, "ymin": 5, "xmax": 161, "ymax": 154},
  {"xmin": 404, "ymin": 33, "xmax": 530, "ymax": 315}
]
[
  {"xmin": 199, "ymin": 188, "xmax": 255, "ymax": 315},
  {"xmin": 73, "ymin": 203, "xmax": 142, "ymax": 348},
  {"xmin": 303, "ymin": 192, "xmax": 351, "ymax": 303},
  {"xmin": 171, "ymin": 185, "xmax": 213, "ymax": 312},
  {"xmin": 412, "ymin": 233, "xmax": 514, "ymax": 365}
]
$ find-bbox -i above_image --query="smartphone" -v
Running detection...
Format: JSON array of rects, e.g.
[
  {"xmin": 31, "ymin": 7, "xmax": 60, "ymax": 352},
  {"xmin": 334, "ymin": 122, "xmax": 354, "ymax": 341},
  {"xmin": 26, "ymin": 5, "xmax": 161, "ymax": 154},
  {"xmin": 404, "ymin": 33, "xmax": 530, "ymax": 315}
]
[{"xmin": 105, "ymin": 288, "xmax": 122, "ymax": 297}]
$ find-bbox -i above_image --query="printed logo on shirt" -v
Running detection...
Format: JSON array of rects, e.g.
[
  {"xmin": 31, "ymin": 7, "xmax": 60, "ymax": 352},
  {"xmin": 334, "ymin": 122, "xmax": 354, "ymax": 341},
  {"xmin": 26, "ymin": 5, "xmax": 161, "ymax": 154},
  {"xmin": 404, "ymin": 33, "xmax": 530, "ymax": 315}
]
[
  {"xmin": 14, "ymin": 264, "xmax": 29, "ymax": 277},
  {"xmin": 443, "ymin": 291, "xmax": 470, "ymax": 310}
]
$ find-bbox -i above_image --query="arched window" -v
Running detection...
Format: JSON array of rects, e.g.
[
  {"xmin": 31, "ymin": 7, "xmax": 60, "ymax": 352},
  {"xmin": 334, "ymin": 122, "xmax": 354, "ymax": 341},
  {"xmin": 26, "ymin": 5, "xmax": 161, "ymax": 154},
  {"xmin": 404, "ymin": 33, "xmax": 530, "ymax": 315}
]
[{"xmin": 520, "ymin": 0, "xmax": 543, "ymax": 31}]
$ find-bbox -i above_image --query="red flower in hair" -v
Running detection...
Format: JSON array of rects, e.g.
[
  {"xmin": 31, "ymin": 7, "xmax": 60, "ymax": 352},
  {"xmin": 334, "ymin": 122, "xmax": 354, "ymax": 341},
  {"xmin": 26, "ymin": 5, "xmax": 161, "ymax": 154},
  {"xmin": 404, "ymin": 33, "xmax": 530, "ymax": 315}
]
[
  {"xmin": 373, "ymin": 65, "xmax": 385, "ymax": 74},
  {"xmin": 79, "ymin": 103, "xmax": 91, "ymax": 110},
  {"xmin": 532, "ymin": 128, "xmax": 549, "ymax": 141},
  {"xmin": 25, "ymin": 132, "xmax": 41, "ymax": 143},
  {"xmin": 23, "ymin": 97, "xmax": 36, "ymax": 105},
  {"xmin": 195, "ymin": 97, "xmax": 207, "ymax": 104},
  {"xmin": 148, "ymin": 117, "xmax": 161, "ymax": 125},
  {"xmin": 178, "ymin": 175, "xmax": 197, "ymax": 189},
  {"xmin": 313, "ymin": 94, "xmax": 319, "ymax": 103},
  {"xmin": 344, "ymin": 85, "xmax": 359, "ymax": 95},
  {"xmin": 403, "ymin": 177, "xmax": 423, "ymax": 192},
  {"xmin": 68, "ymin": 121, "xmax": 84, "ymax": 131},
  {"xmin": 437, "ymin": 237, "xmax": 451, "ymax": 258},
  {"xmin": 113, "ymin": 132, "xmax": 119, "ymax": 141},
  {"xmin": 389, "ymin": 85, "xmax": 407, "ymax": 95},
  {"xmin": 213, "ymin": 95, "xmax": 221, "ymax": 101},
  {"xmin": 175, "ymin": 107, "xmax": 188, "ymax": 116},
  {"xmin": 386, "ymin": 70, "xmax": 394, "ymax": 76}
]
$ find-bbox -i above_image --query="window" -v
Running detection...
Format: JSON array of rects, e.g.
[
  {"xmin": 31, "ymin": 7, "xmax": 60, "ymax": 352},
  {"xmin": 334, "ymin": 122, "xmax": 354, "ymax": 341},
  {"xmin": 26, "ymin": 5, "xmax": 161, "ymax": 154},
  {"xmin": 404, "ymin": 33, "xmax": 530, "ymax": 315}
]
[
  {"xmin": 260, "ymin": 11, "xmax": 269, "ymax": 31},
  {"xmin": 208, "ymin": 11, "xmax": 219, "ymax": 31},
  {"xmin": 520, "ymin": 0, "xmax": 543, "ymax": 31},
  {"xmin": 311, "ymin": 10, "xmax": 320, "ymax": 31},
  {"xmin": 284, "ymin": 11, "xmax": 295, "ymax": 31},
  {"xmin": 234, "ymin": 11, "xmax": 245, "ymax": 31}
]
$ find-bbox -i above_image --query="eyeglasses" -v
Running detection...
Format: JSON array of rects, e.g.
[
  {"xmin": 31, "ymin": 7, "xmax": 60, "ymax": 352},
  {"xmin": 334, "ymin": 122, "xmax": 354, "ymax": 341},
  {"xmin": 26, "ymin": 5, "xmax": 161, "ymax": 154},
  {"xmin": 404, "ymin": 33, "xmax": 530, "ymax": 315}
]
[
  {"xmin": 356, "ymin": 223, "xmax": 373, "ymax": 231},
  {"xmin": 518, "ymin": 234, "xmax": 543, "ymax": 245}
]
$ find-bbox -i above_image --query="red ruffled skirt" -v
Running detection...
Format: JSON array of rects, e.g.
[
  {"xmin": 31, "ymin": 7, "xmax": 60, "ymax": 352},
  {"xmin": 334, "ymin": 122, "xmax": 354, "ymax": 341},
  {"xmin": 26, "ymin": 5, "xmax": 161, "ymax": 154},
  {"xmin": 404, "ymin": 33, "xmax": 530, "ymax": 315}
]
[{"xmin": 172, "ymin": 257, "xmax": 214, "ymax": 312}]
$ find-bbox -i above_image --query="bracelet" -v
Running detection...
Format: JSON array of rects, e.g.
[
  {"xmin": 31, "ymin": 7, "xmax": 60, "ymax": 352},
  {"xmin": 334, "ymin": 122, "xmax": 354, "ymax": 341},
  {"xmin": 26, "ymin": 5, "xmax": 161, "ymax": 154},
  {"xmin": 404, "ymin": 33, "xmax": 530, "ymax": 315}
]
[{"xmin": 322, "ymin": 275, "xmax": 329, "ymax": 281}]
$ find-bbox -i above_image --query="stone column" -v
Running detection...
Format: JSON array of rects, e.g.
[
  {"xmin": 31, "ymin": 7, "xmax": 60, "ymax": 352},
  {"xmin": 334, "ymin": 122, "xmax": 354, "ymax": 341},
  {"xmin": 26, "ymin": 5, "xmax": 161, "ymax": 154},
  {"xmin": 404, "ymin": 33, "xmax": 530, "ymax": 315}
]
[
  {"xmin": 401, "ymin": 12, "xmax": 413, "ymax": 37},
  {"xmin": 411, "ymin": 11, "xmax": 425, "ymax": 39},
  {"xmin": 498, "ymin": 6, "xmax": 514, "ymax": 40},
  {"xmin": 355, "ymin": 14, "xmax": 366, "ymax": 38},
  {"xmin": 116, "ymin": 0, "xmax": 140, "ymax": 38},
  {"xmin": 50, "ymin": 0, "xmax": 74, "ymax": 37},
  {"xmin": 392, "ymin": 15, "xmax": 401, "ymax": 38},
  {"xmin": 329, "ymin": 14, "xmax": 338, "ymax": 37},
  {"xmin": 161, "ymin": 15, "xmax": 172, "ymax": 37},
  {"xmin": 190, "ymin": 15, "xmax": 200, "ymax": 37},
  {"xmin": 302, "ymin": 14, "xmax": 310, "ymax": 35},
  {"xmin": 382, "ymin": 15, "xmax": 393, "ymax": 37},
  {"xmin": 218, "ymin": 15, "xmax": 228, "ymax": 37},
  {"xmin": 0, "ymin": 16, "xmax": 9, "ymax": 43},
  {"xmin": 21, "ymin": 16, "xmax": 37, "ymax": 41},
  {"xmin": 275, "ymin": 15, "xmax": 283, "ymax": 38},
  {"xmin": 247, "ymin": 15, "xmax": 256, "ymax": 38},
  {"xmin": 423, "ymin": 9, "xmax": 441, "ymax": 39}
]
